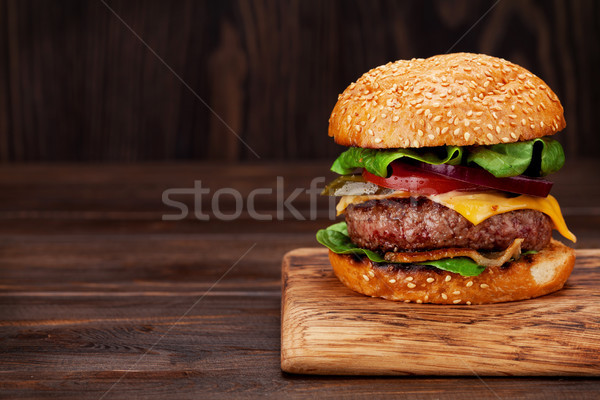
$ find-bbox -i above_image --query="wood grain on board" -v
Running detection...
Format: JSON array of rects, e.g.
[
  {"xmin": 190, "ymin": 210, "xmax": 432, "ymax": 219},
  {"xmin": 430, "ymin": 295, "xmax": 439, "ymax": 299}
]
[{"xmin": 281, "ymin": 248, "xmax": 600, "ymax": 376}]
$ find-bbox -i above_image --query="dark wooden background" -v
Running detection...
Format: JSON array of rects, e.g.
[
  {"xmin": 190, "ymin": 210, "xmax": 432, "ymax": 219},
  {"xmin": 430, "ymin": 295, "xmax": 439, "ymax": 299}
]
[{"xmin": 0, "ymin": 0, "xmax": 598, "ymax": 162}]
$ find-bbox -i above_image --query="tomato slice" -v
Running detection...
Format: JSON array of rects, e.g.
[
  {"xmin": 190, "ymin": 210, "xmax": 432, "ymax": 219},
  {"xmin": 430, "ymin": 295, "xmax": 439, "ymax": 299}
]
[
  {"xmin": 362, "ymin": 162, "xmax": 483, "ymax": 195},
  {"xmin": 414, "ymin": 162, "xmax": 553, "ymax": 197}
]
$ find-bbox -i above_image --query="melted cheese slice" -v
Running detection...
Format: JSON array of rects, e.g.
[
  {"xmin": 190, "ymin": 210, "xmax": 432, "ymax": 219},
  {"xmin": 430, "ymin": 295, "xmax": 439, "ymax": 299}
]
[{"xmin": 336, "ymin": 191, "xmax": 576, "ymax": 243}]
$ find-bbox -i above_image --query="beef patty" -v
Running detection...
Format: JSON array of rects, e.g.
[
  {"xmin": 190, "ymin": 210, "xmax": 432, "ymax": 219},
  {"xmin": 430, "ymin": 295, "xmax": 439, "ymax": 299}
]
[{"xmin": 345, "ymin": 197, "xmax": 553, "ymax": 252}]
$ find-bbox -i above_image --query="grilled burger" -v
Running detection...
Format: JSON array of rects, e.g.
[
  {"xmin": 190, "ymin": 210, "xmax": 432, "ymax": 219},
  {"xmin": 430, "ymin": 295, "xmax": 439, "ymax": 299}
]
[{"xmin": 317, "ymin": 53, "xmax": 576, "ymax": 304}]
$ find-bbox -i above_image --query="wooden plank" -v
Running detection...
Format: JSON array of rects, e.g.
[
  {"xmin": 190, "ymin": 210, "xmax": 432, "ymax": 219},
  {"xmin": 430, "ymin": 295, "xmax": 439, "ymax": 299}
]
[
  {"xmin": 1, "ymin": 1, "xmax": 599, "ymax": 161},
  {"xmin": 0, "ymin": 235, "xmax": 318, "ymax": 292},
  {"xmin": 0, "ymin": 161, "xmax": 598, "ymax": 247},
  {"xmin": 0, "ymin": 160, "xmax": 597, "ymax": 213},
  {"xmin": 281, "ymin": 248, "xmax": 600, "ymax": 376},
  {"xmin": 1, "ymin": 371, "xmax": 599, "ymax": 400}
]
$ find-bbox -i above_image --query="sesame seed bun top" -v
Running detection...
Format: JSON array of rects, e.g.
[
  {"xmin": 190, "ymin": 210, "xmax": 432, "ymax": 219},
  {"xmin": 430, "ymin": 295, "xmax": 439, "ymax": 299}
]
[{"xmin": 328, "ymin": 53, "xmax": 566, "ymax": 148}]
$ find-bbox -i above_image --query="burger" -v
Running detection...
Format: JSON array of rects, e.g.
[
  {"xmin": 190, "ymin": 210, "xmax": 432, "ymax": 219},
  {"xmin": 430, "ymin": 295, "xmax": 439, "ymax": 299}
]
[{"xmin": 316, "ymin": 53, "xmax": 576, "ymax": 304}]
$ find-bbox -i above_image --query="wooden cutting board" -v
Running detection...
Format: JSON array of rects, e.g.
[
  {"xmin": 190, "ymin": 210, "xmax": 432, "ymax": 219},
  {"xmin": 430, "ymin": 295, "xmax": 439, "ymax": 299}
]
[{"xmin": 281, "ymin": 248, "xmax": 600, "ymax": 376}]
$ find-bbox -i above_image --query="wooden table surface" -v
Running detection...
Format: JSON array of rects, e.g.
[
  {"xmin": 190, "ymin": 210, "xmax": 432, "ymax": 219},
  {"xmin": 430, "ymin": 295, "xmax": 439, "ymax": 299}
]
[{"xmin": 1, "ymin": 160, "xmax": 599, "ymax": 399}]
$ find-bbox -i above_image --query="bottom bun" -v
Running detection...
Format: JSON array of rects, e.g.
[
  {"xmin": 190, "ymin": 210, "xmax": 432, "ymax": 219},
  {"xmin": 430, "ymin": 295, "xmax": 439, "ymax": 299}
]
[{"xmin": 329, "ymin": 239, "xmax": 575, "ymax": 304}]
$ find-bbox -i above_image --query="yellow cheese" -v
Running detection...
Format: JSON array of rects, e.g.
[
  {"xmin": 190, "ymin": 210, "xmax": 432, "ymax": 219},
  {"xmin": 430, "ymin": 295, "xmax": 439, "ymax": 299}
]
[{"xmin": 336, "ymin": 191, "xmax": 576, "ymax": 243}]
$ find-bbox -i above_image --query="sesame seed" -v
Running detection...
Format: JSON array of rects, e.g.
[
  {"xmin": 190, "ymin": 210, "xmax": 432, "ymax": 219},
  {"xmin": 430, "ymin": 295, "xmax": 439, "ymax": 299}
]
[
  {"xmin": 426, "ymin": 277, "xmax": 435, "ymax": 283},
  {"xmin": 368, "ymin": 270, "xmax": 375, "ymax": 278},
  {"xmin": 487, "ymin": 124, "xmax": 494, "ymax": 130},
  {"xmin": 467, "ymin": 110, "xmax": 473, "ymax": 117},
  {"xmin": 389, "ymin": 279, "xmax": 396, "ymax": 284},
  {"xmin": 540, "ymin": 121, "xmax": 545, "ymax": 127},
  {"xmin": 374, "ymin": 137, "xmax": 382, "ymax": 143},
  {"xmin": 362, "ymin": 274, "xmax": 370, "ymax": 281},
  {"xmin": 453, "ymin": 290, "xmax": 461, "ymax": 295},
  {"xmin": 509, "ymin": 114, "xmax": 517, "ymax": 119},
  {"xmin": 404, "ymin": 300, "xmax": 411, "ymax": 303},
  {"xmin": 405, "ymin": 276, "xmax": 414, "ymax": 281},
  {"xmin": 441, "ymin": 293, "xmax": 448, "ymax": 300},
  {"xmin": 453, "ymin": 299, "xmax": 461, "ymax": 304},
  {"xmin": 407, "ymin": 282, "xmax": 416, "ymax": 288},
  {"xmin": 521, "ymin": 119, "xmax": 527, "ymax": 126},
  {"xmin": 367, "ymin": 129, "xmax": 374, "ymax": 136},
  {"xmin": 355, "ymin": 125, "xmax": 362, "ymax": 132},
  {"xmin": 495, "ymin": 126, "xmax": 501, "ymax": 134},
  {"xmin": 480, "ymin": 283, "xmax": 489, "ymax": 289},
  {"xmin": 417, "ymin": 129, "xmax": 424, "ymax": 137},
  {"xmin": 416, "ymin": 299, "xmax": 423, "ymax": 304},
  {"xmin": 445, "ymin": 275, "xmax": 452, "ymax": 282},
  {"xmin": 511, "ymin": 105, "xmax": 516, "ymax": 111},
  {"xmin": 530, "ymin": 124, "xmax": 535, "ymax": 129},
  {"xmin": 392, "ymin": 115, "xmax": 400, "ymax": 122},
  {"xmin": 433, "ymin": 115, "xmax": 442, "ymax": 122},
  {"xmin": 492, "ymin": 112, "xmax": 498, "ymax": 119},
  {"xmin": 487, "ymin": 133, "xmax": 494, "ymax": 141},
  {"xmin": 428, "ymin": 134, "xmax": 435, "ymax": 140},
  {"xmin": 360, "ymin": 121, "xmax": 366, "ymax": 126},
  {"xmin": 424, "ymin": 295, "xmax": 429, "ymax": 301},
  {"xmin": 441, "ymin": 127, "xmax": 449, "ymax": 134},
  {"xmin": 346, "ymin": 115, "xmax": 352, "ymax": 124},
  {"xmin": 454, "ymin": 128, "xmax": 461, "ymax": 136},
  {"xmin": 381, "ymin": 113, "xmax": 387, "ymax": 119},
  {"xmin": 370, "ymin": 116, "xmax": 377, "ymax": 123},
  {"xmin": 464, "ymin": 119, "xmax": 470, "ymax": 127},
  {"xmin": 502, "ymin": 137, "xmax": 510, "ymax": 142},
  {"xmin": 466, "ymin": 281, "xmax": 473, "ymax": 287},
  {"xmin": 466, "ymin": 301, "xmax": 472, "ymax": 305},
  {"xmin": 464, "ymin": 132, "xmax": 470, "ymax": 141}
]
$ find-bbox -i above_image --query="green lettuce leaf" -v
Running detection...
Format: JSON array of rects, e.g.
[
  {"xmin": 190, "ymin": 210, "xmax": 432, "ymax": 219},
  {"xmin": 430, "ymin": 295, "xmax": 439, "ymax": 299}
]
[
  {"xmin": 418, "ymin": 258, "xmax": 485, "ymax": 276},
  {"xmin": 316, "ymin": 222, "xmax": 485, "ymax": 276},
  {"xmin": 330, "ymin": 146, "xmax": 463, "ymax": 177},
  {"xmin": 330, "ymin": 138, "xmax": 565, "ymax": 178},
  {"xmin": 467, "ymin": 137, "xmax": 565, "ymax": 178},
  {"xmin": 316, "ymin": 221, "xmax": 386, "ymax": 262}
]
